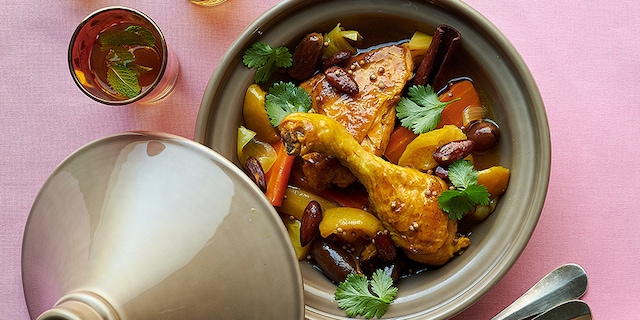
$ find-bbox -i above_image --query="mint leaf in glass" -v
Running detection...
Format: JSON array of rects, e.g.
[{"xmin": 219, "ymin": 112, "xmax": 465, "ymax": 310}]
[
  {"xmin": 128, "ymin": 63, "xmax": 153, "ymax": 77},
  {"xmin": 98, "ymin": 25, "xmax": 157, "ymax": 98},
  {"xmin": 107, "ymin": 63, "xmax": 141, "ymax": 98},
  {"xmin": 106, "ymin": 46, "xmax": 135, "ymax": 65},
  {"xmin": 124, "ymin": 25, "xmax": 156, "ymax": 46},
  {"xmin": 99, "ymin": 25, "xmax": 156, "ymax": 49}
]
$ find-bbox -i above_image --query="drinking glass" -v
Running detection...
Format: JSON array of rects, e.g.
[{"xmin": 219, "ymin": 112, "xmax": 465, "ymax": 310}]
[
  {"xmin": 68, "ymin": 7, "xmax": 179, "ymax": 105},
  {"xmin": 189, "ymin": 0, "xmax": 227, "ymax": 6}
]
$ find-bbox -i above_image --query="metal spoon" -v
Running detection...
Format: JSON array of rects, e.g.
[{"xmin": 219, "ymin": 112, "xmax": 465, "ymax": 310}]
[
  {"xmin": 491, "ymin": 263, "xmax": 588, "ymax": 320},
  {"xmin": 531, "ymin": 300, "xmax": 592, "ymax": 320}
]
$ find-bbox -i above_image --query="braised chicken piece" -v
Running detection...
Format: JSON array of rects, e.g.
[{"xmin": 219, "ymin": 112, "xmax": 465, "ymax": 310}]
[
  {"xmin": 298, "ymin": 44, "xmax": 414, "ymax": 189},
  {"xmin": 300, "ymin": 153, "xmax": 355, "ymax": 188},
  {"xmin": 280, "ymin": 113, "xmax": 470, "ymax": 266}
]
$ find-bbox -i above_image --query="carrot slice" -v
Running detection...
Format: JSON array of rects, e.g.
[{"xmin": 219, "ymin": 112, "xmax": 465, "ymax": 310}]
[
  {"xmin": 265, "ymin": 140, "xmax": 296, "ymax": 207},
  {"xmin": 437, "ymin": 79, "xmax": 483, "ymax": 128},
  {"xmin": 384, "ymin": 125, "xmax": 417, "ymax": 164}
]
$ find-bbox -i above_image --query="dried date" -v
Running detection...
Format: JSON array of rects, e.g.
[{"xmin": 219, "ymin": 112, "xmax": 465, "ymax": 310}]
[
  {"xmin": 373, "ymin": 231, "xmax": 397, "ymax": 262},
  {"xmin": 324, "ymin": 66, "xmax": 359, "ymax": 95},
  {"xmin": 245, "ymin": 156, "xmax": 266, "ymax": 192},
  {"xmin": 288, "ymin": 32, "xmax": 324, "ymax": 81},
  {"xmin": 309, "ymin": 237, "xmax": 358, "ymax": 283},
  {"xmin": 465, "ymin": 119, "xmax": 500, "ymax": 152},
  {"xmin": 433, "ymin": 139, "xmax": 475, "ymax": 166},
  {"xmin": 322, "ymin": 50, "xmax": 352, "ymax": 70},
  {"xmin": 434, "ymin": 165, "xmax": 449, "ymax": 180},
  {"xmin": 300, "ymin": 200, "xmax": 322, "ymax": 246}
]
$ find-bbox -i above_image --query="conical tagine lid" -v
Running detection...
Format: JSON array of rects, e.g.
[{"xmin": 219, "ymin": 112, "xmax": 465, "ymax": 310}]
[{"xmin": 22, "ymin": 131, "xmax": 303, "ymax": 320}]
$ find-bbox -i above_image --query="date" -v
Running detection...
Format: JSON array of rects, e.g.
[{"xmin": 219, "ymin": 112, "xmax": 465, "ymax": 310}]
[
  {"xmin": 465, "ymin": 119, "xmax": 500, "ymax": 152},
  {"xmin": 434, "ymin": 165, "xmax": 449, "ymax": 180},
  {"xmin": 288, "ymin": 32, "xmax": 324, "ymax": 81},
  {"xmin": 310, "ymin": 237, "xmax": 358, "ymax": 283},
  {"xmin": 300, "ymin": 200, "xmax": 323, "ymax": 247},
  {"xmin": 433, "ymin": 139, "xmax": 474, "ymax": 166},
  {"xmin": 373, "ymin": 232, "xmax": 397, "ymax": 262},
  {"xmin": 322, "ymin": 50, "xmax": 352, "ymax": 70},
  {"xmin": 245, "ymin": 156, "xmax": 266, "ymax": 192},
  {"xmin": 324, "ymin": 65, "xmax": 359, "ymax": 95}
]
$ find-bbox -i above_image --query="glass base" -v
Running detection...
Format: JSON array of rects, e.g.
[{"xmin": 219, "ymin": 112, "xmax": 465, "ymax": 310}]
[{"xmin": 189, "ymin": 0, "xmax": 227, "ymax": 6}]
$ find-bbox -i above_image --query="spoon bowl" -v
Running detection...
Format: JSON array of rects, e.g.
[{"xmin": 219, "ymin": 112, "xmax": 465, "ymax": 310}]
[
  {"xmin": 491, "ymin": 264, "xmax": 588, "ymax": 320},
  {"xmin": 532, "ymin": 300, "xmax": 592, "ymax": 320}
]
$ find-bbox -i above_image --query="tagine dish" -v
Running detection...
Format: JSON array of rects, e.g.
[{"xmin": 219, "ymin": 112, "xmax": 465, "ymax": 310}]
[{"xmin": 195, "ymin": 0, "xmax": 549, "ymax": 318}]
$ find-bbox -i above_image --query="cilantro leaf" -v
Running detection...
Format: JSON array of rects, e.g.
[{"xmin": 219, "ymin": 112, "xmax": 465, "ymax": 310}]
[
  {"xmin": 396, "ymin": 84, "xmax": 460, "ymax": 134},
  {"xmin": 254, "ymin": 61, "xmax": 277, "ymax": 85},
  {"xmin": 272, "ymin": 46, "xmax": 294, "ymax": 68},
  {"xmin": 447, "ymin": 158, "xmax": 478, "ymax": 188},
  {"xmin": 370, "ymin": 269, "xmax": 398, "ymax": 305},
  {"xmin": 243, "ymin": 42, "xmax": 272, "ymax": 68},
  {"xmin": 264, "ymin": 82, "xmax": 312, "ymax": 126},
  {"xmin": 335, "ymin": 270, "xmax": 398, "ymax": 319},
  {"xmin": 243, "ymin": 42, "xmax": 293, "ymax": 83},
  {"xmin": 438, "ymin": 160, "xmax": 491, "ymax": 220},
  {"xmin": 464, "ymin": 184, "xmax": 491, "ymax": 206},
  {"xmin": 438, "ymin": 189, "xmax": 475, "ymax": 220}
]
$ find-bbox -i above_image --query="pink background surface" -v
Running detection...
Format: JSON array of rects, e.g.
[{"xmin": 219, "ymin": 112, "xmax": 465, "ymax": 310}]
[{"xmin": 1, "ymin": 0, "xmax": 638, "ymax": 319}]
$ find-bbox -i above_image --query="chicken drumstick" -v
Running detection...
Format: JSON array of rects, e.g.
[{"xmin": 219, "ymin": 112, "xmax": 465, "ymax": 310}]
[{"xmin": 280, "ymin": 112, "xmax": 470, "ymax": 266}]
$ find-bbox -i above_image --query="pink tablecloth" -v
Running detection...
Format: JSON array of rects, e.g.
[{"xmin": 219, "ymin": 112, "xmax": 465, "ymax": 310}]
[{"xmin": 1, "ymin": 0, "xmax": 638, "ymax": 319}]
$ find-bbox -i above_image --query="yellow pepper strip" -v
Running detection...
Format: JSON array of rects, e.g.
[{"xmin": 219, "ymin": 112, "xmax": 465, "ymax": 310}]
[
  {"xmin": 237, "ymin": 126, "xmax": 277, "ymax": 173},
  {"xmin": 278, "ymin": 186, "xmax": 337, "ymax": 221},
  {"xmin": 398, "ymin": 125, "xmax": 467, "ymax": 172},
  {"xmin": 282, "ymin": 216, "xmax": 311, "ymax": 260},
  {"xmin": 319, "ymin": 207, "xmax": 383, "ymax": 243},
  {"xmin": 477, "ymin": 165, "xmax": 510, "ymax": 198},
  {"xmin": 407, "ymin": 31, "xmax": 433, "ymax": 64},
  {"xmin": 242, "ymin": 84, "xmax": 280, "ymax": 144}
]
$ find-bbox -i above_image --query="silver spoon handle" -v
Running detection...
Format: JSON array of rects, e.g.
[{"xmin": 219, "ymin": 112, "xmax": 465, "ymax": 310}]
[
  {"xmin": 491, "ymin": 264, "xmax": 588, "ymax": 320},
  {"xmin": 531, "ymin": 300, "xmax": 592, "ymax": 320}
]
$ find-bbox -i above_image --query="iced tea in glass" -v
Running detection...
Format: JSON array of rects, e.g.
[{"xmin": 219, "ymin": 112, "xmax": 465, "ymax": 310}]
[{"xmin": 69, "ymin": 7, "xmax": 179, "ymax": 105}]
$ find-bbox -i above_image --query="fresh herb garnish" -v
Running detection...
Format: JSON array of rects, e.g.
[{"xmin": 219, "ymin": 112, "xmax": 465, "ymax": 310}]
[
  {"xmin": 98, "ymin": 25, "xmax": 156, "ymax": 98},
  {"xmin": 264, "ymin": 81, "xmax": 312, "ymax": 126},
  {"xmin": 106, "ymin": 64, "xmax": 141, "ymax": 99},
  {"xmin": 438, "ymin": 159, "xmax": 491, "ymax": 220},
  {"xmin": 334, "ymin": 270, "xmax": 398, "ymax": 319},
  {"xmin": 99, "ymin": 25, "xmax": 156, "ymax": 49},
  {"xmin": 243, "ymin": 42, "xmax": 293, "ymax": 83},
  {"xmin": 396, "ymin": 84, "xmax": 460, "ymax": 134},
  {"xmin": 106, "ymin": 46, "xmax": 135, "ymax": 64}
]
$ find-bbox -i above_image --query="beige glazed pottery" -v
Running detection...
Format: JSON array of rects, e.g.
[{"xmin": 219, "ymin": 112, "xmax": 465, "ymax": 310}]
[
  {"xmin": 195, "ymin": 0, "xmax": 551, "ymax": 318},
  {"xmin": 21, "ymin": 132, "xmax": 304, "ymax": 319}
]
